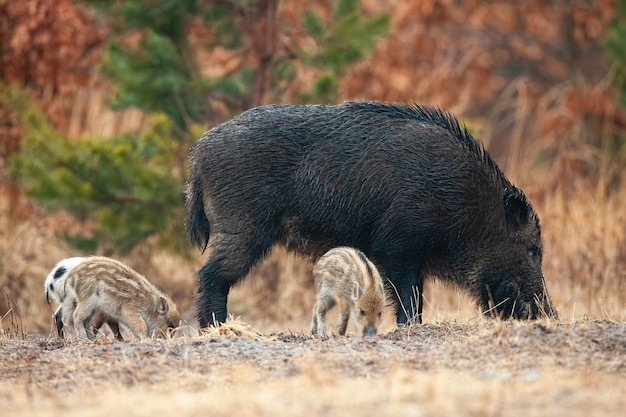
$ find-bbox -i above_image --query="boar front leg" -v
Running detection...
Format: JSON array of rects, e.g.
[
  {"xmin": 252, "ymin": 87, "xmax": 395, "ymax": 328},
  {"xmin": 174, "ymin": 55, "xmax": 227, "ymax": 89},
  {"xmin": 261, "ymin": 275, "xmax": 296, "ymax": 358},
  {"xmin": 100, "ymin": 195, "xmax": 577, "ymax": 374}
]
[
  {"xmin": 381, "ymin": 260, "xmax": 423, "ymax": 325},
  {"xmin": 60, "ymin": 298, "xmax": 77, "ymax": 338},
  {"xmin": 119, "ymin": 305, "xmax": 148, "ymax": 338},
  {"xmin": 73, "ymin": 299, "xmax": 97, "ymax": 340},
  {"xmin": 336, "ymin": 298, "xmax": 351, "ymax": 336},
  {"xmin": 91, "ymin": 311, "xmax": 123, "ymax": 341},
  {"xmin": 311, "ymin": 296, "xmax": 336, "ymax": 337},
  {"xmin": 106, "ymin": 320, "xmax": 123, "ymax": 341}
]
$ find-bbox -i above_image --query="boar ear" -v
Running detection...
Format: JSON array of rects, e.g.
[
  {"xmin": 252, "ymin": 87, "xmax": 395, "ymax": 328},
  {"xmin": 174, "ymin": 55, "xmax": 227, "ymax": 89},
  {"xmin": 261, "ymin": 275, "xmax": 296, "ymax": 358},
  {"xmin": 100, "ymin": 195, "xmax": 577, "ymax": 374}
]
[
  {"xmin": 157, "ymin": 296, "xmax": 169, "ymax": 315},
  {"xmin": 503, "ymin": 189, "xmax": 531, "ymax": 229}
]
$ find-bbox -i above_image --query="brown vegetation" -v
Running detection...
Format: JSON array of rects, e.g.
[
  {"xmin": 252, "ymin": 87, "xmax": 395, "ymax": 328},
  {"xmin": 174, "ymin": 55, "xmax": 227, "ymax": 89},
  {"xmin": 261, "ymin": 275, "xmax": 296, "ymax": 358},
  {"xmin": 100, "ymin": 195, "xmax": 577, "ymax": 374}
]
[{"xmin": 0, "ymin": 1, "xmax": 625, "ymax": 415}]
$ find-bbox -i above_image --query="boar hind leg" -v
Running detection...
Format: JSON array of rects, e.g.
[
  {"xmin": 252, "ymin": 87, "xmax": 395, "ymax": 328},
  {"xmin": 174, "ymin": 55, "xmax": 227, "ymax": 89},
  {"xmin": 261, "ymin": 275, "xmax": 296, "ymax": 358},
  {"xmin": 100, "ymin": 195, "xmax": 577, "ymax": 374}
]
[
  {"xmin": 53, "ymin": 305, "xmax": 64, "ymax": 338},
  {"xmin": 195, "ymin": 233, "xmax": 272, "ymax": 328},
  {"xmin": 60, "ymin": 298, "xmax": 77, "ymax": 338}
]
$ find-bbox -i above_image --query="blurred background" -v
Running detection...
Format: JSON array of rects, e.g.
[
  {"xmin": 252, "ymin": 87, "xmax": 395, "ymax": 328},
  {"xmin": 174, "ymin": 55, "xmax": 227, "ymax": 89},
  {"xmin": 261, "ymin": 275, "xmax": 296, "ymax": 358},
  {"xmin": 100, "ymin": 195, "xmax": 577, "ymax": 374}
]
[{"xmin": 0, "ymin": 0, "xmax": 624, "ymax": 335}]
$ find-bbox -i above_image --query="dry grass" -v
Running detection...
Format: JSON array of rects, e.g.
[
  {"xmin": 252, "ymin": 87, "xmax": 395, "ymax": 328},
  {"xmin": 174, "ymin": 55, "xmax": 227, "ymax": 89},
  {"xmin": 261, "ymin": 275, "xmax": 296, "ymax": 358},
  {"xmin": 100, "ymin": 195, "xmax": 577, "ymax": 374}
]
[
  {"xmin": 196, "ymin": 315, "xmax": 267, "ymax": 340},
  {"xmin": 4, "ymin": 369, "xmax": 623, "ymax": 417},
  {"xmin": 0, "ymin": 318, "xmax": 624, "ymax": 417},
  {"xmin": 540, "ymin": 186, "xmax": 626, "ymax": 321}
]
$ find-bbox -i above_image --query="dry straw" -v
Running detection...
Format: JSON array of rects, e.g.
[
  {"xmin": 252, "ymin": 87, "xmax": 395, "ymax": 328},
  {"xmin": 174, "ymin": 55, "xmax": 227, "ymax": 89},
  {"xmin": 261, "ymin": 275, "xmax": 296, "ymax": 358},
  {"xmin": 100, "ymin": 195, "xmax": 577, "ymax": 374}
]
[{"xmin": 197, "ymin": 315, "xmax": 267, "ymax": 341}]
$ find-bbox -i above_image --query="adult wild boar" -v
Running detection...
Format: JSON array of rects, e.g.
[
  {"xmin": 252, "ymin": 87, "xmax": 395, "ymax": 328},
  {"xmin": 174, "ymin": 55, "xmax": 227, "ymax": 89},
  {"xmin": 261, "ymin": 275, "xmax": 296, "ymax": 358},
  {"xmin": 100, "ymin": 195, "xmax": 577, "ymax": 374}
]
[{"xmin": 186, "ymin": 102, "xmax": 558, "ymax": 327}]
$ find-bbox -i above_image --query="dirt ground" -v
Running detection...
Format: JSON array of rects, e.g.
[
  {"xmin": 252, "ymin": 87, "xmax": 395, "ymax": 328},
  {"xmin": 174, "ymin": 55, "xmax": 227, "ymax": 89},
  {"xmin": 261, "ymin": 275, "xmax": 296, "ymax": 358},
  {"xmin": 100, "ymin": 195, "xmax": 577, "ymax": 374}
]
[{"xmin": 1, "ymin": 318, "xmax": 624, "ymax": 417}]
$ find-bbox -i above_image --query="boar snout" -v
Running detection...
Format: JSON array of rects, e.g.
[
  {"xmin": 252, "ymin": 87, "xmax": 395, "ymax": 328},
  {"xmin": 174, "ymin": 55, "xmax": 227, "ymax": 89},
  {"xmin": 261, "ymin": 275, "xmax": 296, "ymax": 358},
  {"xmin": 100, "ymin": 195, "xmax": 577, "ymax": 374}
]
[
  {"xmin": 362, "ymin": 323, "xmax": 377, "ymax": 338},
  {"xmin": 486, "ymin": 279, "xmax": 558, "ymax": 320}
]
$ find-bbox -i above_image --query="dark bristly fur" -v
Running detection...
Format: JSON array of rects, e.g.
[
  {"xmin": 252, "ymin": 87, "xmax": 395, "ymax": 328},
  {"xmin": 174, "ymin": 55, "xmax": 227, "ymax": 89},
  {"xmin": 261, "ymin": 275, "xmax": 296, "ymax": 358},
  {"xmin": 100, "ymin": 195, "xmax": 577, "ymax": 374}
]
[{"xmin": 186, "ymin": 101, "xmax": 558, "ymax": 327}]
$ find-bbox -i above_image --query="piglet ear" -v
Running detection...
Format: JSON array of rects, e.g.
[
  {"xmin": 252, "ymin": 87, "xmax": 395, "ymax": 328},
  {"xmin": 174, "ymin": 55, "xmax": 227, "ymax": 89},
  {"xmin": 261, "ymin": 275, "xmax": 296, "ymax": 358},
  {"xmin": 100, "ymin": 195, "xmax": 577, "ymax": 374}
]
[
  {"xmin": 157, "ymin": 296, "xmax": 169, "ymax": 315},
  {"xmin": 503, "ymin": 189, "xmax": 531, "ymax": 230}
]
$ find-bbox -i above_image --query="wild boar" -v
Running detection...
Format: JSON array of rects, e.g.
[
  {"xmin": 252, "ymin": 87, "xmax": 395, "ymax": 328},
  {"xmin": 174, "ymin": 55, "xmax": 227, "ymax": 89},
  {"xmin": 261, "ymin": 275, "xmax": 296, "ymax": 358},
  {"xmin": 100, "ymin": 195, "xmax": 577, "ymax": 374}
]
[
  {"xmin": 45, "ymin": 256, "xmax": 180, "ymax": 339},
  {"xmin": 311, "ymin": 247, "xmax": 386, "ymax": 337},
  {"xmin": 185, "ymin": 101, "xmax": 558, "ymax": 327}
]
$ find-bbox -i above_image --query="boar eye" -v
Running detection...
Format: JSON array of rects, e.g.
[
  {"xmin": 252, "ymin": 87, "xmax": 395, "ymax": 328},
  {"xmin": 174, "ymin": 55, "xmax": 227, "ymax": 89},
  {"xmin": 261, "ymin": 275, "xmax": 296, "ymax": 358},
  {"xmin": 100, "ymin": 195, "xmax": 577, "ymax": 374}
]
[
  {"xmin": 359, "ymin": 308, "xmax": 366, "ymax": 317},
  {"xmin": 377, "ymin": 312, "xmax": 382, "ymax": 318},
  {"xmin": 528, "ymin": 245, "xmax": 540, "ymax": 259}
]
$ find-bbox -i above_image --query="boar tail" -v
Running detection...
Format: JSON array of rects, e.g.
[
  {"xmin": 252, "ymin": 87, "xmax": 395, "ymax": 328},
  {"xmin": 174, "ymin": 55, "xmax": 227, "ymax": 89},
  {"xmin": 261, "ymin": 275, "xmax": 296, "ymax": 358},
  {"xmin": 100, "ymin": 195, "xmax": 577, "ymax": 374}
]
[{"xmin": 185, "ymin": 176, "xmax": 211, "ymax": 253}]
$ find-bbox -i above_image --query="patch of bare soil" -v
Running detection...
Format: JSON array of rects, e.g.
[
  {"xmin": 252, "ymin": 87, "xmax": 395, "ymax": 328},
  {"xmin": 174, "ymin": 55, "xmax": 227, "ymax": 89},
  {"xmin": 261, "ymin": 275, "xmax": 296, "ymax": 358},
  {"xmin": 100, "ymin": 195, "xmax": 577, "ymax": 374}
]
[{"xmin": 0, "ymin": 319, "xmax": 624, "ymax": 417}]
